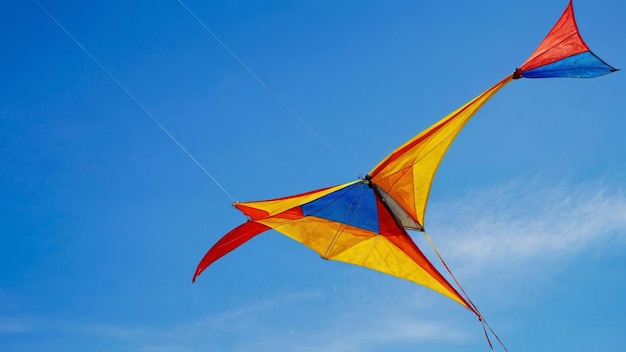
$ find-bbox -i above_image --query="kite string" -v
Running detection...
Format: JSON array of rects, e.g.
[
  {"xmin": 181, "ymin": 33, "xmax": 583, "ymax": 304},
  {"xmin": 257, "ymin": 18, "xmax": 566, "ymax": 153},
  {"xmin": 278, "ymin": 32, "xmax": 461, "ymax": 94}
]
[
  {"xmin": 176, "ymin": 0, "xmax": 338, "ymax": 157},
  {"xmin": 34, "ymin": 0, "xmax": 236, "ymax": 203},
  {"xmin": 423, "ymin": 231, "xmax": 508, "ymax": 352}
]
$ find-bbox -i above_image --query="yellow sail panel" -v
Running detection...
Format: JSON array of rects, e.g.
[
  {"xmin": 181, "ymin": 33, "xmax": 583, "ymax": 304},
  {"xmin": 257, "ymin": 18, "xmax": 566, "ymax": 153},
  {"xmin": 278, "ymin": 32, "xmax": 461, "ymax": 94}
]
[
  {"xmin": 369, "ymin": 75, "xmax": 514, "ymax": 227},
  {"xmin": 331, "ymin": 236, "xmax": 470, "ymax": 308},
  {"xmin": 257, "ymin": 214, "xmax": 472, "ymax": 311},
  {"xmin": 235, "ymin": 181, "xmax": 359, "ymax": 220}
]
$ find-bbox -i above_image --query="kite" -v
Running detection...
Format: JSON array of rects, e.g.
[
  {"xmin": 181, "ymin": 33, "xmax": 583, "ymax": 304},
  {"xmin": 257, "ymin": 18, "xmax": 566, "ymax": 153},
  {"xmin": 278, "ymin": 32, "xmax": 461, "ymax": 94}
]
[{"xmin": 193, "ymin": 0, "xmax": 617, "ymax": 346}]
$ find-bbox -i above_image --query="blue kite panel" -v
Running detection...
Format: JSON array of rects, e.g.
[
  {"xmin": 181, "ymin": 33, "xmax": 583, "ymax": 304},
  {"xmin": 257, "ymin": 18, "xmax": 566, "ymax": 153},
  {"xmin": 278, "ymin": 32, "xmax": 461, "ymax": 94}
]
[
  {"xmin": 302, "ymin": 182, "xmax": 380, "ymax": 233},
  {"xmin": 523, "ymin": 51, "xmax": 616, "ymax": 78}
]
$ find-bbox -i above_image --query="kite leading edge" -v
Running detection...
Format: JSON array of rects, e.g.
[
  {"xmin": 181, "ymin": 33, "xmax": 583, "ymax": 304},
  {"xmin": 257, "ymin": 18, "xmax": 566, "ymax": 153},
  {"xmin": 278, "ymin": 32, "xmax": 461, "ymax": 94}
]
[{"xmin": 193, "ymin": 1, "xmax": 616, "ymax": 348}]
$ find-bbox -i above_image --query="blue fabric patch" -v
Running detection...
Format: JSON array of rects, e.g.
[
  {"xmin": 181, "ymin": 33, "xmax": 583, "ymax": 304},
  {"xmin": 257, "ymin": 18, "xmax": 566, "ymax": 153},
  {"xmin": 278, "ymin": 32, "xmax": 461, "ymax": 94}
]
[
  {"xmin": 301, "ymin": 182, "xmax": 380, "ymax": 233},
  {"xmin": 523, "ymin": 51, "xmax": 615, "ymax": 78}
]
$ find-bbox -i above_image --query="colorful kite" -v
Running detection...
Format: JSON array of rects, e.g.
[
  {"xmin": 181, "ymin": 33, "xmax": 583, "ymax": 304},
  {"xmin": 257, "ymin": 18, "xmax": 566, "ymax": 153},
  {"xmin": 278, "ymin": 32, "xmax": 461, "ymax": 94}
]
[{"xmin": 193, "ymin": 1, "xmax": 616, "ymax": 345}]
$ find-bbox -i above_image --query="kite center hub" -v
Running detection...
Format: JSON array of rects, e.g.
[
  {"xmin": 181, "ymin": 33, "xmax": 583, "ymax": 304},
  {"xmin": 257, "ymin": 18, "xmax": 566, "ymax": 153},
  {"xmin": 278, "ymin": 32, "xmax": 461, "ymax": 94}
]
[{"xmin": 360, "ymin": 174, "xmax": 374, "ymax": 188}]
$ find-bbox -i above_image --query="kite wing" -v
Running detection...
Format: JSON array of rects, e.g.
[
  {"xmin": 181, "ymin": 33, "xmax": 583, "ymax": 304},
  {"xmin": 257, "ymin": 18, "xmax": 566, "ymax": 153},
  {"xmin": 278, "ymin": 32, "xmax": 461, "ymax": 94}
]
[
  {"xmin": 368, "ymin": 75, "xmax": 513, "ymax": 229},
  {"xmin": 193, "ymin": 180, "xmax": 479, "ymax": 314},
  {"xmin": 516, "ymin": 0, "xmax": 617, "ymax": 78}
]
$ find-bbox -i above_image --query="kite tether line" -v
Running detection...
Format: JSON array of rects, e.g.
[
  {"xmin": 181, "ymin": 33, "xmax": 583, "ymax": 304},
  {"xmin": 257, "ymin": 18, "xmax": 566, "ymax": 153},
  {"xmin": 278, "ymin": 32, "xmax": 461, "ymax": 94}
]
[
  {"xmin": 34, "ymin": 0, "xmax": 236, "ymax": 203},
  {"xmin": 423, "ymin": 231, "xmax": 508, "ymax": 351},
  {"xmin": 176, "ymin": 0, "xmax": 338, "ymax": 158}
]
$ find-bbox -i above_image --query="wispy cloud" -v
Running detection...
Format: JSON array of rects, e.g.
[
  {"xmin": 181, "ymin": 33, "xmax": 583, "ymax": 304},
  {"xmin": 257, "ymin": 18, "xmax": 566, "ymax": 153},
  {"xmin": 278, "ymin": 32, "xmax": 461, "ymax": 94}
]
[
  {"xmin": 427, "ymin": 178, "xmax": 626, "ymax": 272},
  {"xmin": 0, "ymin": 288, "xmax": 471, "ymax": 352},
  {"xmin": 121, "ymin": 289, "xmax": 470, "ymax": 352}
]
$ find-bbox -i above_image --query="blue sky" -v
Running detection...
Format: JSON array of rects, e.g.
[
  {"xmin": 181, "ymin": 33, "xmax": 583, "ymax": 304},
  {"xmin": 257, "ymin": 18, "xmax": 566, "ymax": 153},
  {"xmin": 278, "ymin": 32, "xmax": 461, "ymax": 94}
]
[{"xmin": 1, "ymin": 1, "xmax": 625, "ymax": 351}]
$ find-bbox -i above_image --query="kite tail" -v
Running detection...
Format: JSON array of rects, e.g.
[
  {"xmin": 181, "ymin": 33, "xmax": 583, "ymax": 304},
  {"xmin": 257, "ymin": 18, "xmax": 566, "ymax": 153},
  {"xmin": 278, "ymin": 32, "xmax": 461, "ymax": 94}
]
[
  {"xmin": 192, "ymin": 221, "xmax": 271, "ymax": 283},
  {"xmin": 423, "ymin": 231, "xmax": 508, "ymax": 351}
]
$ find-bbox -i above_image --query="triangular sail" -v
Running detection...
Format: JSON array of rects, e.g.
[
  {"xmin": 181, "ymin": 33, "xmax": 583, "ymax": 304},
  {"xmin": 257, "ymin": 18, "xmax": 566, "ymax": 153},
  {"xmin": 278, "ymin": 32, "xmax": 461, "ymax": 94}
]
[
  {"xmin": 368, "ymin": 75, "xmax": 513, "ymax": 228},
  {"xmin": 516, "ymin": 0, "xmax": 617, "ymax": 78}
]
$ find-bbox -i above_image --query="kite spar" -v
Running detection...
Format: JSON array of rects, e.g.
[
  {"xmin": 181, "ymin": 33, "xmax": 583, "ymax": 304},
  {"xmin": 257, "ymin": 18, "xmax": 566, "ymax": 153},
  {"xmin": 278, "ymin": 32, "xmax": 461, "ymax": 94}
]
[{"xmin": 193, "ymin": 0, "xmax": 617, "ymax": 343}]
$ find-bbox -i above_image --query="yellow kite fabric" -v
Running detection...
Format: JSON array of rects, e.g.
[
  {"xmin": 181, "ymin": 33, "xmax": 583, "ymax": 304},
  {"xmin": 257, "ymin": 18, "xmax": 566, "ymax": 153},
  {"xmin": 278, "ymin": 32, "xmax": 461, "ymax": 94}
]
[{"xmin": 369, "ymin": 75, "xmax": 514, "ymax": 229}]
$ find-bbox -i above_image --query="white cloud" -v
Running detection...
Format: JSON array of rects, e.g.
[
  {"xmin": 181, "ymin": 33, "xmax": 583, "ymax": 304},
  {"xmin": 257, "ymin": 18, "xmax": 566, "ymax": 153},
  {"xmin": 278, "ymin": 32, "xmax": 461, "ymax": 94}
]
[
  {"xmin": 128, "ymin": 289, "xmax": 471, "ymax": 352},
  {"xmin": 427, "ymin": 178, "xmax": 626, "ymax": 271},
  {"xmin": 0, "ymin": 287, "xmax": 474, "ymax": 352}
]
